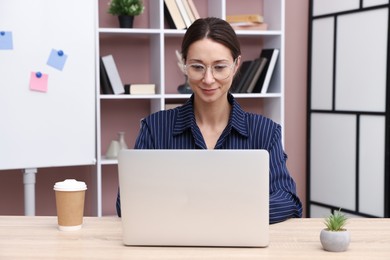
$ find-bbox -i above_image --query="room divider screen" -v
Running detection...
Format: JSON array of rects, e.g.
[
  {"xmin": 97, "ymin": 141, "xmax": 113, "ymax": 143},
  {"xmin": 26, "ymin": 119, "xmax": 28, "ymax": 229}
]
[{"xmin": 307, "ymin": 0, "xmax": 389, "ymax": 217}]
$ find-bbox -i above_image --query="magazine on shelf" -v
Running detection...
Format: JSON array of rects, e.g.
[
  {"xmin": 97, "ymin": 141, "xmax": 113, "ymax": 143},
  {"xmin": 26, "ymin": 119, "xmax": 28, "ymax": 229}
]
[{"xmin": 101, "ymin": 55, "xmax": 125, "ymax": 95}]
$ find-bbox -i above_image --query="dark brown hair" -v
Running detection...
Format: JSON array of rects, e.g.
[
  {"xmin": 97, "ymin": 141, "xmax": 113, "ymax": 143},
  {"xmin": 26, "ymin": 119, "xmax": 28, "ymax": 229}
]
[{"xmin": 181, "ymin": 17, "xmax": 241, "ymax": 62}]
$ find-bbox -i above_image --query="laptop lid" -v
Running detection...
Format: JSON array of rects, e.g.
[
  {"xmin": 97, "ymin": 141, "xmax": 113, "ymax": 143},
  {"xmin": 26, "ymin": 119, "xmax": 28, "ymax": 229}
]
[{"xmin": 118, "ymin": 149, "xmax": 269, "ymax": 247}]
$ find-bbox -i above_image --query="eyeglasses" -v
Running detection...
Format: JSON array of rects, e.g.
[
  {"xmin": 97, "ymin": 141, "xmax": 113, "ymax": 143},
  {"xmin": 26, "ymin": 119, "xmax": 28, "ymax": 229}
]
[{"xmin": 183, "ymin": 59, "xmax": 237, "ymax": 80}]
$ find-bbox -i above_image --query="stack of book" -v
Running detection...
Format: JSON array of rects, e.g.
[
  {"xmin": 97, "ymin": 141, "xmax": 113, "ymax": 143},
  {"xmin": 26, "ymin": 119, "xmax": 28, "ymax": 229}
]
[
  {"xmin": 164, "ymin": 0, "xmax": 200, "ymax": 29},
  {"xmin": 124, "ymin": 84, "xmax": 156, "ymax": 95},
  {"xmin": 226, "ymin": 14, "xmax": 268, "ymax": 31},
  {"xmin": 100, "ymin": 54, "xmax": 156, "ymax": 95},
  {"xmin": 231, "ymin": 49, "xmax": 279, "ymax": 94}
]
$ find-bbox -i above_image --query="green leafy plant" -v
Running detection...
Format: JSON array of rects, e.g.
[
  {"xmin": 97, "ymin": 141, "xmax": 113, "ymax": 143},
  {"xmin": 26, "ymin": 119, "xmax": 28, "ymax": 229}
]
[
  {"xmin": 108, "ymin": 0, "xmax": 145, "ymax": 16},
  {"xmin": 324, "ymin": 209, "xmax": 348, "ymax": 231}
]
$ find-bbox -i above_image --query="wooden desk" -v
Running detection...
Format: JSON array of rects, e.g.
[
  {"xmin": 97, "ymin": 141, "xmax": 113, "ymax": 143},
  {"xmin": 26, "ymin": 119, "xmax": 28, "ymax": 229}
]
[{"xmin": 0, "ymin": 216, "xmax": 389, "ymax": 259}]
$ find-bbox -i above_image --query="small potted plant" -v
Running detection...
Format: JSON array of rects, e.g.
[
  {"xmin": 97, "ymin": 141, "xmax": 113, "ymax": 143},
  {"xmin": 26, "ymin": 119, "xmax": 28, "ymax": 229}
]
[
  {"xmin": 320, "ymin": 209, "xmax": 350, "ymax": 252},
  {"xmin": 108, "ymin": 0, "xmax": 145, "ymax": 28}
]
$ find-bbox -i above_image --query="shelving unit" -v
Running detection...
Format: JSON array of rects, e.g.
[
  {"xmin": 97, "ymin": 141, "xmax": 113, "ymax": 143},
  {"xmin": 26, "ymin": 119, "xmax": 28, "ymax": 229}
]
[{"xmin": 94, "ymin": 0, "xmax": 285, "ymax": 216}]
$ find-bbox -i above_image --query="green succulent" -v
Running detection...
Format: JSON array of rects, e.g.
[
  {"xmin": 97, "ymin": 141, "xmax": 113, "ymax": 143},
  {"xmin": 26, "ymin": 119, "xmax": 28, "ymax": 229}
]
[
  {"xmin": 108, "ymin": 0, "xmax": 145, "ymax": 16},
  {"xmin": 324, "ymin": 209, "xmax": 348, "ymax": 231}
]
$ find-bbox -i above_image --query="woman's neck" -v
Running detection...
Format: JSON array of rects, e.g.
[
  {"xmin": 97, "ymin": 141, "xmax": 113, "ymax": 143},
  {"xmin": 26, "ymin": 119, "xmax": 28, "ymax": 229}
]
[
  {"xmin": 193, "ymin": 97, "xmax": 231, "ymax": 149},
  {"xmin": 193, "ymin": 96, "xmax": 231, "ymax": 126}
]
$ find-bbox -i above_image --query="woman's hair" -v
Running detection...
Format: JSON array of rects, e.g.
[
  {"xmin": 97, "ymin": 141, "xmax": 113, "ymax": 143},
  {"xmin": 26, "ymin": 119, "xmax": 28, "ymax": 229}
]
[{"xmin": 181, "ymin": 17, "xmax": 241, "ymax": 63}]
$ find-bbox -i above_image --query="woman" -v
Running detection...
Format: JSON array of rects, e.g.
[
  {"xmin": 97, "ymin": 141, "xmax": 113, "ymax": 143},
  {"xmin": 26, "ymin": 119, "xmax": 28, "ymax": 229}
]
[{"xmin": 117, "ymin": 17, "xmax": 302, "ymax": 224}]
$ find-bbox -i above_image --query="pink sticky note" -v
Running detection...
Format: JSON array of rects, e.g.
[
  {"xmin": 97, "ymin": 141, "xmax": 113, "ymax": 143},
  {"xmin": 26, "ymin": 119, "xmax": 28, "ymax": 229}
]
[{"xmin": 29, "ymin": 72, "xmax": 48, "ymax": 92}]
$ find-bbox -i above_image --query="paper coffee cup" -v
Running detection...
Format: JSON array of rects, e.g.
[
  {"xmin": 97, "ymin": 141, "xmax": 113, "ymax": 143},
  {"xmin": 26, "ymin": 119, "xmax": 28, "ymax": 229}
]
[{"xmin": 53, "ymin": 179, "xmax": 87, "ymax": 231}]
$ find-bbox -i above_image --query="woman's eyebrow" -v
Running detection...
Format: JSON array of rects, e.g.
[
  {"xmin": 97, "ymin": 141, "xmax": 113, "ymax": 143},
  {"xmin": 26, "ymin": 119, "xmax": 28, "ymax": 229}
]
[
  {"xmin": 186, "ymin": 58, "xmax": 230, "ymax": 64},
  {"xmin": 186, "ymin": 59, "xmax": 203, "ymax": 63}
]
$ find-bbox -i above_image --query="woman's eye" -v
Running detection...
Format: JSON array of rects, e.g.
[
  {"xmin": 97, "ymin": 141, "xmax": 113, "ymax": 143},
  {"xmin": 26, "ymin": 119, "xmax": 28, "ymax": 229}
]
[
  {"xmin": 213, "ymin": 65, "xmax": 228, "ymax": 72},
  {"xmin": 190, "ymin": 64, "xmax": 205, "ymax": 71}
]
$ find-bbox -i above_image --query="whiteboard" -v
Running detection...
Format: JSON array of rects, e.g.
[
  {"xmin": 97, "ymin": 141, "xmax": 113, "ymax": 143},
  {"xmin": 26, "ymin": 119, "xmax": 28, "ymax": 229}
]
[{"xmin": 0, "ymin": 0, "xmax": 96, "ymax": 170}]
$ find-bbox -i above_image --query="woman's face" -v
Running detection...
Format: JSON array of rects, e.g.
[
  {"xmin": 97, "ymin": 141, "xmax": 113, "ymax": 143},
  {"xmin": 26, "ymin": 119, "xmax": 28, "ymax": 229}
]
[{"xmin": 185, "ymin": 38, "xmax": 240, "ymax": 104}]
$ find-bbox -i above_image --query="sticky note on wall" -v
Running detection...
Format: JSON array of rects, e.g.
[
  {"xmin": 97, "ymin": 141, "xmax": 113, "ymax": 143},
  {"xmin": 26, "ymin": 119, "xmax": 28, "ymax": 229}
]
[
  {"xmin": 0, "ymin": 31, "xmax": 13, "ymax": 50},
  {"xmin": 47, "ymin": 49, "xmax": 68, "ymax": 71},
  {"xmin": 29, "ymin": 72, "xmax": 49, "ymax": 92}
]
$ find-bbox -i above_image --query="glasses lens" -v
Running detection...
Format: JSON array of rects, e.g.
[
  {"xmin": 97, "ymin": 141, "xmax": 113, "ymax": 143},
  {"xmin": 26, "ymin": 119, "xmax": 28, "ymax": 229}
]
[
  {"xmin": 212, "ymin": 64, "xmax": 232, "ymax": 80},
  {"xmin": 186, "ymin": 64, "xmax": 205, "ymax": 80},
  {"xmin": 185, "ymin": 62, "xmax": 234, "ymax": 80}
]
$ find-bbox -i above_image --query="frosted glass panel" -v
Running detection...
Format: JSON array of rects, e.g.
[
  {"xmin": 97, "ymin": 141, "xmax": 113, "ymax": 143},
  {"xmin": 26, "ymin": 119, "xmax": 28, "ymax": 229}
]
[
  {"xmin": 335, "ymin": 9, "xmax": 388, "ymax": 112},
  {"xmin": 310, "ymin": 113, "xmax": 356, "ymax": 210},
  {"xmin": 343, "ymin": 212, "xmax": 365, "ymax": 218},
  {"xmin": 359, "ymin": 115, "xmax": 385, "ymax": 216},
  {"xmin": 363, "ymin": 0, "xmax": 389, "ymax": 7},
  {"xmin": 310, "ymin": 205, "xmax": 331, "ymax": 218},
  {"xmin": 313, "ymin": 0, "xmax": 359, "ymax": 16},
  {"xmin": 311, "ymin": 18, "xmax": 334, "ymax": 110}
]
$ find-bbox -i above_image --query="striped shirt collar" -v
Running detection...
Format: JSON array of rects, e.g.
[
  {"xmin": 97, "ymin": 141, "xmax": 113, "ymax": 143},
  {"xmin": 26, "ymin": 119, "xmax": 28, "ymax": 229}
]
[{"xmin": 173, "ymin": 93, "xmax": 248, "ymax": 137}]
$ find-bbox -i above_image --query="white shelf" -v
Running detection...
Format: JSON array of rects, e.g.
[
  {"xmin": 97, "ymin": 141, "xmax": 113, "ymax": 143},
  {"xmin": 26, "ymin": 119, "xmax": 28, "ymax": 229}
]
[
  {"xmin": 99, "ymin": 94, "xmax": 163, "ymax": 99},
  {"xmin": 100, "ymin": 156, "xmax": 118, "ymax": 165},
  {"xmin": 163, "ymin": 29, "xmax": 187, "ymax": 35},
  {"xmin": 95, "ymin": 0, "xmax": 285, "ymax": 216},
  {"xmin": 99, "ymin": 28, "xmax": 162, "ymax": 34},
  {"xmin": 234, "ymin": 30, "xmax": 283, "ymax": 36}
]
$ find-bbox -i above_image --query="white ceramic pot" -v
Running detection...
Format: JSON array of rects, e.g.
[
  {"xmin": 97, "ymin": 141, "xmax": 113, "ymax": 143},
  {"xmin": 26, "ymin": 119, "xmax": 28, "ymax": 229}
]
[{"xmin": 320, "ymin": 229, "xmax": 350, "ymax": 252}]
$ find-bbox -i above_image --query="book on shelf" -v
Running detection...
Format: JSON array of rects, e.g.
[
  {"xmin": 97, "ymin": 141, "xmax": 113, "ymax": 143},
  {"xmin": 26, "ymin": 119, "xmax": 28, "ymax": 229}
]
[
  {"xmin": 251, "ymin": 49, "xmax": 280, "ymax": 94},
  {"xmin": 230, "ymin": 23, "xmax": 268, "ymax": 31},
  {"xmin": 186, "ymin": 0, "xmax": 200, "ymax": 20},
  {"xmin": 227, "ymin": 14, "xmax": 267, "ymax": 31},
  {"xmin": 239, "ymin": 58, "xmax": 262, "ymax": 93},
  {"xmin": 164, "ymin": 0, "xmax": 186, "ymax": 29},
  {"xmin": 181, "ymin": 0, "xmax": 196, "ymax": 24},
  {"xmin": 124, "ymin": 83, "xmax": 156, "ymax": 95},
  {"xmin": 226, "ymin": 14, "xmax": 264, "ymax": 24},
  {"xmin": 259, "ymin": 49, "xmax": 279, "ymax": 94},
  {"xmin": 245, "ymin": 57, "xmax": 268, "ymax": 93},
  {"xmin": 99, "ymin": 57, "xmax": 114, "ymax": 95},
  {"xmin": 175, "ymin": 0, "xmax": 192, "ymax": 28},
  {"xmin": 101, "ymin": 55, "xmax": 125, "ymax": 95},
  {"xmin": 230, "ymin": 60, "xmax": 254, "ymax": 93}
]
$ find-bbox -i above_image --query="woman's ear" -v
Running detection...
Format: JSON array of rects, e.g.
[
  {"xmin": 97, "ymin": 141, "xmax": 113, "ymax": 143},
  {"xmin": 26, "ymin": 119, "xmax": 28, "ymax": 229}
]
[{"xmin": 233, "ymin": 55, "xmax": 242, "ymax": 75}]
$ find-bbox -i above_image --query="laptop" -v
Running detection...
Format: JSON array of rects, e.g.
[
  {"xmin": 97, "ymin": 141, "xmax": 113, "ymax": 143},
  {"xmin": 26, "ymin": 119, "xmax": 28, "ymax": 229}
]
[{"xmin": 118, "ymin": 149, "xmax": 269, "ymax": 247}]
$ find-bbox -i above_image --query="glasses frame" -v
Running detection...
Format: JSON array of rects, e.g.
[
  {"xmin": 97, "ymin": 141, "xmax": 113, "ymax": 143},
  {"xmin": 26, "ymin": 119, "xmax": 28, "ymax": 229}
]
[{"xmin": 183, "ymin": 59, "xmax": 237, "ymax": 81}]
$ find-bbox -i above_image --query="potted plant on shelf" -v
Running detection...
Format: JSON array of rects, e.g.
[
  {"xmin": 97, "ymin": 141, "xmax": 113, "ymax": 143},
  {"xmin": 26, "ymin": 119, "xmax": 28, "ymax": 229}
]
[
  {"xmin": 320, "ymin": 209, "xmax": 350, "ymax": 252},
  {"xmin": 108, "ymin": 0, "xmax": 145, "ymax": 28}
]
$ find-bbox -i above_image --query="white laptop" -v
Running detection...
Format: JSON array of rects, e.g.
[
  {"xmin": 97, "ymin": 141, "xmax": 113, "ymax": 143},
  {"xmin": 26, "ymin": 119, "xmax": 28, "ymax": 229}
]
[{"xmin": 118, "ymin": 149, "xmax": 269, "ymax": 247}]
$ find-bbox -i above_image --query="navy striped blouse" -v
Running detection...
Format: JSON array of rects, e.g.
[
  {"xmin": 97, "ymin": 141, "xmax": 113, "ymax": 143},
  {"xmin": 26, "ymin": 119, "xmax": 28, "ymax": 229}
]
[{"xmin": 116, "ymin": 93, "xmax": 302, "ymax": 224}]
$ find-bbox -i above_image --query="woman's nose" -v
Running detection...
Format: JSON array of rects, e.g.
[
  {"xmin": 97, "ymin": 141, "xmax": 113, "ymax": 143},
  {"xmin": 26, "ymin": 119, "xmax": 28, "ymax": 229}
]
[{"xmin": 202, "ymin": 67, "xmax": 215, "ymax": 83}]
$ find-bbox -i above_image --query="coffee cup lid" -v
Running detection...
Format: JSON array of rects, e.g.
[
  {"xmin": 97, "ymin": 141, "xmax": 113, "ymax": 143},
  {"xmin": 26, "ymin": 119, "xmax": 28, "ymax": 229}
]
[{"xmin": 53, "ymin": 179, "xmax": 87, "ymax": 191}]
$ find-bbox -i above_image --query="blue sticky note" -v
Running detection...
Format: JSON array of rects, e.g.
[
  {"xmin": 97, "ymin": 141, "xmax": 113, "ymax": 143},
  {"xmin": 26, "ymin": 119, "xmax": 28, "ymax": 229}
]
[
  {"xmin": 0, "ymin": 31, "xmax": 13, "ymax": 50},
  {"xmin": 47, "ymin": 49, "xmax": 68, "ymax": 71}
]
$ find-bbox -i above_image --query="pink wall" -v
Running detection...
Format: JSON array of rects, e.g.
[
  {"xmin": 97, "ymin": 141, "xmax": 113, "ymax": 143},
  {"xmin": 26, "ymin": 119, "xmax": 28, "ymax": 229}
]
[
  {"xmin": 284, "ymin": 0, "xmax": 309, "ymax": 217},
  {"xmin": 0, "ymin": 0, "xmax": 309, "ymax": 216}
]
